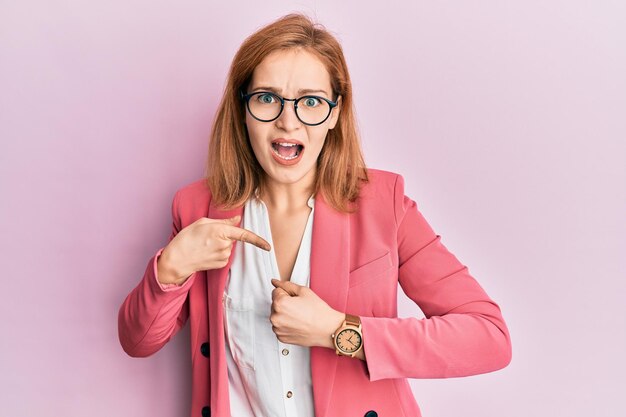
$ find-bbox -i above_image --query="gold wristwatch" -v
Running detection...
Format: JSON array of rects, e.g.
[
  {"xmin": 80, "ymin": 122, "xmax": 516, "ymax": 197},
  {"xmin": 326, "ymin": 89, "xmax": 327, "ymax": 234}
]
[{"xmin": 332, "ymin": 313, "xmax": 363, "ymax": 357}]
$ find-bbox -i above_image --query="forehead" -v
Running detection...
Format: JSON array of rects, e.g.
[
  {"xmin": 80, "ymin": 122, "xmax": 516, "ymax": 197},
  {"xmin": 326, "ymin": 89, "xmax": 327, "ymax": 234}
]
[{"xmin": 249, "ymin": 48, "xmax": 332, "ymax": 95}]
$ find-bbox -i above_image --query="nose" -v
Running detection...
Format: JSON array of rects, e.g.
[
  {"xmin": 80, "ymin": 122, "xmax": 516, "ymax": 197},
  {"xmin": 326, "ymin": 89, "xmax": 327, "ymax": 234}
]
[{"xmin": 275, "ymin": 99, "xmax": 302, "ymax": 130}]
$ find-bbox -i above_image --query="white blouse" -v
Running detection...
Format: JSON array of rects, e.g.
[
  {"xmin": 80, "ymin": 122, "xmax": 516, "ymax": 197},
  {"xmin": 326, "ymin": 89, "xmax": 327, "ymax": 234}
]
[{"xmin": 223, "ymin": 190, "xmax": 316, "ymax": 417}]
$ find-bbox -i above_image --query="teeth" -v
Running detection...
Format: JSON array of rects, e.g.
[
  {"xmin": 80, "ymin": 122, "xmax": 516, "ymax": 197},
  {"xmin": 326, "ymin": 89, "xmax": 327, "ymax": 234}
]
[{"xmin": 271, "ymin": 143, "xmax": 301, "ymax": 160}]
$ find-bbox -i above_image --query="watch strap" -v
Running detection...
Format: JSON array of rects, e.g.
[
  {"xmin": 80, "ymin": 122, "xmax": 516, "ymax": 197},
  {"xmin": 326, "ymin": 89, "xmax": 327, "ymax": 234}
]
[{"xmin": 345, "ymin": 313, "xmax": 361, "ymax": 327}]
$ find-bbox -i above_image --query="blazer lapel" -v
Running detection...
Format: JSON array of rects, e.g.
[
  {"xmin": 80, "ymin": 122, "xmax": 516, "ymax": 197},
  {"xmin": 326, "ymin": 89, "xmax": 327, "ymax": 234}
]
[
  {"xmin": 205, "ymin": 200, "xmax": 243, "ymax": 417},
  {"xmin": 309, "ymin": 191, "xmax": 351, "ymax": 417},
  {"xmin": 204, "ymin": 191, "xmax": 351, "ymax": 417}
]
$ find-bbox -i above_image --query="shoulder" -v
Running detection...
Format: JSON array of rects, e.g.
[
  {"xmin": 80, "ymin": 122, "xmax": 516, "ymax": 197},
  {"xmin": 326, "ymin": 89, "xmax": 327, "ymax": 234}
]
[
  {"xmin": 171, "ymin": 177, "xmax": 212, "ymax": 217},
  {"xmin": 175, "ymin": 177, "xmax": 211, "ymax": 198},
  {"xmin": 170, "ymin": 170, "xmax": 407, "ymax": 212},
  {"xmin": 365, "ymin": 167, "xmax": 399, "ymax": 183},
  {"xmin": 361, "ymin": 167, "xmax": 406, "ymax": 198},
  {"xmin": 359, "ymin": 168, "xmax": 414, "ymax": 226}
]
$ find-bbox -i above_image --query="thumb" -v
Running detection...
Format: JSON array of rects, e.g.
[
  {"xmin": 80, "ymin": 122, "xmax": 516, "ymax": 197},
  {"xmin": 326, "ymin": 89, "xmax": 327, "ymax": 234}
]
[{"xmin": 271, "ymin": 279, "xmax": 301, "ymax": 296}]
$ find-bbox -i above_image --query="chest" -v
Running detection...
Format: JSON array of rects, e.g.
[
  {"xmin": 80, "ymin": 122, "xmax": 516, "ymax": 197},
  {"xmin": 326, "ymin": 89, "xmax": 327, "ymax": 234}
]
[{"xmin": 267, "ymin": 207, "xmax": 312, "ymax": 282}]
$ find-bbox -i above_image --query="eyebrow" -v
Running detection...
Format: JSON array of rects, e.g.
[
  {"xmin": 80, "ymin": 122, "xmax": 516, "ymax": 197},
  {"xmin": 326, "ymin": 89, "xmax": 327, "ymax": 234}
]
[{"xmin": 250, "ymin": 86, "xmax": 330, "ymax": 96}]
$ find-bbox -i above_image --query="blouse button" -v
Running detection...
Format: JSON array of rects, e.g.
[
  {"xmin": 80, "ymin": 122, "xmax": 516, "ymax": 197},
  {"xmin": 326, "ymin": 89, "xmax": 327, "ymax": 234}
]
[
  {"xmin": 282, "ymin": 348, "xmax": 290, "ymax": 356},
  {"xmin": 286, "ymin": 391, "xmax": 293, "ymax": 398}
]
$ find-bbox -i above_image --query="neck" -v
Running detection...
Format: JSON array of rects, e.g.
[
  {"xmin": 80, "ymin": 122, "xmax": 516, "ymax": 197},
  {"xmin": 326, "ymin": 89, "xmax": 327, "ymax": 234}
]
[{"xmin": 258, "ymin": 172, "xmax": 316, "ymax": 213}]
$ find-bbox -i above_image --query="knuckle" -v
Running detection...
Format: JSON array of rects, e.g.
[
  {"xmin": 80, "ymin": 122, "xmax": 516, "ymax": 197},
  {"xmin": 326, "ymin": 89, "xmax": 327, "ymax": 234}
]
[
  {"xmin": 272, "ymin": 302, "xmax": 281, "ymax": 314},
  {"xmin": 239, "ymin": 229, "xmax": 251, "ymax": 243}
]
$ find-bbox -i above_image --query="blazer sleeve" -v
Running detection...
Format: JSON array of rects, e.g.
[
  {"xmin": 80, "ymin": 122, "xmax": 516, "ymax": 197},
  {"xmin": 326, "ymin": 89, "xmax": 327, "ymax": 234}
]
[
  {"xmin": 117, "ymin": 189, "xmax": 196, "ymax": 357},
  {"xmin": 359, "ymin": 174, "xmax": 512, "ymax": 381}
]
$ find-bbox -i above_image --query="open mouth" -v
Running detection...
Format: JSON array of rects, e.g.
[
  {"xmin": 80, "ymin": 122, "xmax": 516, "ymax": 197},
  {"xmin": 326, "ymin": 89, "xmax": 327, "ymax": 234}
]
[{"xmin": 271, "ymin": 142, "xmax": 304, "ymax": 160}]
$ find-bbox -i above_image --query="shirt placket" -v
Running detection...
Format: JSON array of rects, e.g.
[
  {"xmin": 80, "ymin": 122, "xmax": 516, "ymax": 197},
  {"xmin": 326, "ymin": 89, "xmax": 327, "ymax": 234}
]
[
  {"xmin": 281, "ymin": 199, "xmax": 314, "ymax": 416},
  {"xmin": 255, "ymin": 198, "xmax": 294, "ymax": 416},
  {"xmin": 278, "ymin": 338, "xmax": 297, "ymax": 416},
  {"xmin": 260, "ymin": 195, "xmax": 315, "ymax": 417}
]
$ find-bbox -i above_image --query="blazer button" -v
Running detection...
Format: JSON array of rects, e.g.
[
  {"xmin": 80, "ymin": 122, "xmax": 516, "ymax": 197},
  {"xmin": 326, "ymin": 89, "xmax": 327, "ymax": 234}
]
[
  {"xmin": 200, "ymin": 342, "xmax": 210, "ymax": 358},
  {"xmin": 364, "ymin": 411, "xmax": 378, "ymax": 417},
  {"xmin": 201, "ymin": 405, "xmax": 211, "ymax": 417}
]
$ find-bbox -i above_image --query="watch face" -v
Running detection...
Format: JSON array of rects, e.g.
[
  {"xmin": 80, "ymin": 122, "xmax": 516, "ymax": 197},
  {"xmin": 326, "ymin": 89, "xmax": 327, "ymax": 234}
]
[{"xmin": 336, "ymin": 328, "xmax": 362, "ymax": 353}]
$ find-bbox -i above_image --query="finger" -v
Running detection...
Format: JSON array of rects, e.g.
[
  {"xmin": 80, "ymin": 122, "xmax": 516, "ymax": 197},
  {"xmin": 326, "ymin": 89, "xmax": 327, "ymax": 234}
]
[
  {"xmin": 271, "ymin": 287, "xmax": 288, "ymax": 302},
  {"xmin": 271, "ymin": 279, "xmax": 300, "ymax": 296},
  {"xmin": 223, "ymin": 224, "xmax": 271, "ymax": 251}
]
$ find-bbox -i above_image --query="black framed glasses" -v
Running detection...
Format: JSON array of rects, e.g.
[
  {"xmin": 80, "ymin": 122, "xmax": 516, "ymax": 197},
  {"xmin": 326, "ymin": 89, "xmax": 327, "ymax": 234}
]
[{"xmin": 240, "ymin": 90, "xmax": 339, "ymax": 126}]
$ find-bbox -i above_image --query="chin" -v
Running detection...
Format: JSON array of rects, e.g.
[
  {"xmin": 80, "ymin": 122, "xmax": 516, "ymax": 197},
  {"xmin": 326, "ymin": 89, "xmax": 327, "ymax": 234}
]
[{"xmin": 265, "ymin": 158, "xmax": 316, "ymax": 181}]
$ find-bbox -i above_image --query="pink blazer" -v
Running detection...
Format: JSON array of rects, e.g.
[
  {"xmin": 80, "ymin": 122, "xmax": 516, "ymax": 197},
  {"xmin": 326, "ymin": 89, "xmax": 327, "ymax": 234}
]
[{"xmin": 118, "ymin": 168, "xmax": 512, "ymax": 417}]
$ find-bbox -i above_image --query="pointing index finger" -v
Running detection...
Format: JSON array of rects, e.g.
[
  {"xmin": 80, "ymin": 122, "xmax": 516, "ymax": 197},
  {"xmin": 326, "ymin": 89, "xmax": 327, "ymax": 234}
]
[{"xmin": 225, "ymin": 224, "xmax": 271, "ymax": 251}]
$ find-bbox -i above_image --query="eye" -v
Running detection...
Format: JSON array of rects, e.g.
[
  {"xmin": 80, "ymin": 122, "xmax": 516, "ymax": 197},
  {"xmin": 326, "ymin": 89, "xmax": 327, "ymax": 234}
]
[
  {"xmin": 256, "ymin": 93, "xmax": 277, "ymax": 104},
  {"xmin": 301, "ymin": 96, "xmax": 321, "ymax": 107}
]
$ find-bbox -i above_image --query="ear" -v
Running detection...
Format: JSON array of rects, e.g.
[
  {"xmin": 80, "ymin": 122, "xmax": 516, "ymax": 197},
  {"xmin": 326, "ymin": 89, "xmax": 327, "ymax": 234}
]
[{"xmin": 328, "ymin": 95, "xmax": 342, "ymax": 130}]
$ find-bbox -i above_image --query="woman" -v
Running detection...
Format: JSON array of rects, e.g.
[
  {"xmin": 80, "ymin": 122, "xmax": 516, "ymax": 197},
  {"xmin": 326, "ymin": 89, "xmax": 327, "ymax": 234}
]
[{"xmin": 118, "ymin": 12, "xmax": 512, "ymax": 417}]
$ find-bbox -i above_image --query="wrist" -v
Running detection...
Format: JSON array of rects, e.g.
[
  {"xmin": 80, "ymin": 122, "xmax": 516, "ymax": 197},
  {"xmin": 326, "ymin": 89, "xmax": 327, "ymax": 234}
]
[
  {"xmin": 322, "ymin": 310, "xmax": 346, "ymax": 349},
  {"xmin": 157, "ymin": 249, "xmax": 187, "ymax": 285}
]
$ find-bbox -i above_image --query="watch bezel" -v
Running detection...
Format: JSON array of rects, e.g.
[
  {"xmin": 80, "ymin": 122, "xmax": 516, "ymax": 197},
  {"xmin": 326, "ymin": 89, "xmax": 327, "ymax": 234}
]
[{"xmin": 335, "ymin": 327, "xmax": 363, "ymax": 354}]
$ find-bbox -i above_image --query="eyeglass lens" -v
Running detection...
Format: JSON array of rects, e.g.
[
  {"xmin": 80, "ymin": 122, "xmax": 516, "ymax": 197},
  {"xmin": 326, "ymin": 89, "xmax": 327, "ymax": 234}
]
[{"xmin": 247, "ymin": 92, "xmax": 331, "ymax": 125}]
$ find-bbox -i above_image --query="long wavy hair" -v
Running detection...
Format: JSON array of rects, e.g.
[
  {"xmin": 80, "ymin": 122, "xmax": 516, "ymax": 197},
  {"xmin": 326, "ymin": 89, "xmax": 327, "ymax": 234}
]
[{"xmin": 205, "ymin": 12, "xmax": 368, "ymax": 213}]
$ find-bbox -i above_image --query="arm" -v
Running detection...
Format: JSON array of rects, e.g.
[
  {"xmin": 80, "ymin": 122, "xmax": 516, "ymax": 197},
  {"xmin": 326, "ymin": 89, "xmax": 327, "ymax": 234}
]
[
  {"xmin": 360, "ymin": 174, "xmax": 512, "ymax": 380},
  {"xmin": 117, "ymin": 190, "xmax": 196, "ymax": 357}
]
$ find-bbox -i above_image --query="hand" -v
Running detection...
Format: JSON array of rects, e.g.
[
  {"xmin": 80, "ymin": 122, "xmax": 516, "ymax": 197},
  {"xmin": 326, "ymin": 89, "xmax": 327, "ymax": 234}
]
[
  {"xmin": 157, "ymin": 215, "xmax": 271, "ymax": 285},
  {"xmin": 269, "ymin": 279, "xmax": 345, "ymax": 348}
]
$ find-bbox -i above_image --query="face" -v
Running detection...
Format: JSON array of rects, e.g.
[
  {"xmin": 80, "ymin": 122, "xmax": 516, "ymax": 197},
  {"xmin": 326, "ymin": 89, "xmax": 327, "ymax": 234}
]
[{"xmin": 244, "ymin": 48, "xmax": 342, "ymax": 190}]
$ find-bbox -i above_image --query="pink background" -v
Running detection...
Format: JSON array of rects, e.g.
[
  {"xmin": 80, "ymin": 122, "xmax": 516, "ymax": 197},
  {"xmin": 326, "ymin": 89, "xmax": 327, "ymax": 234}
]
[{"xmin": 1, "ymin": 1, "xmax": 624, "ymax": 416}]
